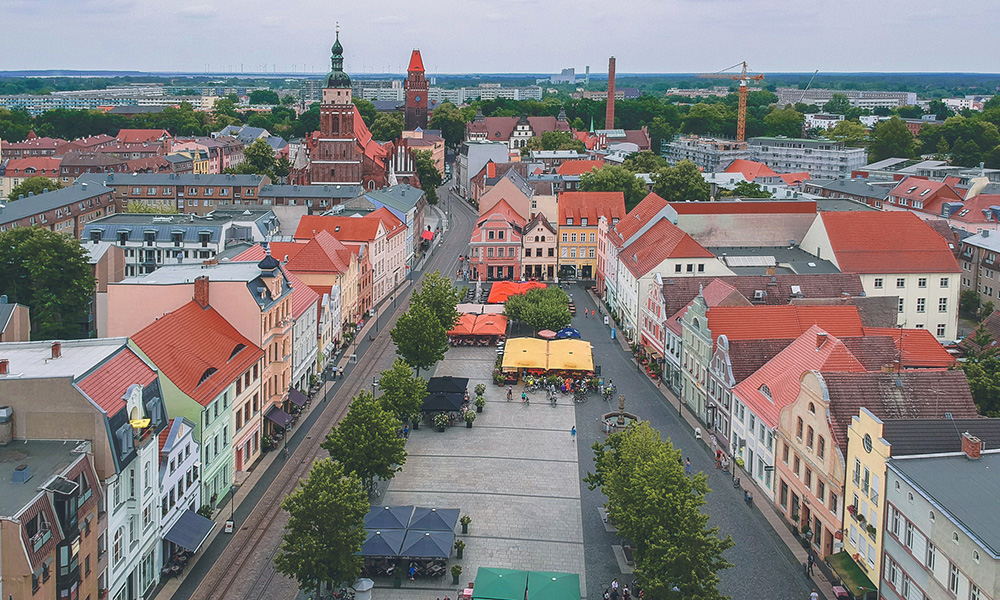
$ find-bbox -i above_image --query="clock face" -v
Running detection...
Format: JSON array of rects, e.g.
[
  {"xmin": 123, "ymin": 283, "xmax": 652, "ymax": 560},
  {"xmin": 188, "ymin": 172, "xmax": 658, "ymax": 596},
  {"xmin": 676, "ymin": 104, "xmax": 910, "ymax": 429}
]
[{"xmin": 415, "ymin": 96, "xmax": 421, "ymax": 102}]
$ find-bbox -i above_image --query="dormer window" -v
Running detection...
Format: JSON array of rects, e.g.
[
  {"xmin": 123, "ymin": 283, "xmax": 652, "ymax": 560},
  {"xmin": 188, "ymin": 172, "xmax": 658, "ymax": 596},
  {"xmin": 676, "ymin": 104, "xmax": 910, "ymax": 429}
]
[
  {"xmin": 759, "ymin": 384, "xmax": 772, "ymax": 400},
  {"xmin": 566, "ymin": 218, "xmax": 573, "ymax": 225},
  {"xmin": 197, "ymin": 368, "xmax": 218, "ymax": 387},
  {"xmin": 229, "ymin": 344, "xmax": 246, "ymax": 361},
  {"xmin": 581, "ymin": 218, "xmax": 588, "ymax": 226}
]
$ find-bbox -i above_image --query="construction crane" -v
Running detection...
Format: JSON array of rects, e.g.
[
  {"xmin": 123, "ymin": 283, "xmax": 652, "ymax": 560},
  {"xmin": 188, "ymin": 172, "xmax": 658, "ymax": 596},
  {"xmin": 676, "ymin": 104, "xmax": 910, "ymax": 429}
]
[{"xmin": 697, "ymin": 61, "xmax": 765, "ymax": 142}]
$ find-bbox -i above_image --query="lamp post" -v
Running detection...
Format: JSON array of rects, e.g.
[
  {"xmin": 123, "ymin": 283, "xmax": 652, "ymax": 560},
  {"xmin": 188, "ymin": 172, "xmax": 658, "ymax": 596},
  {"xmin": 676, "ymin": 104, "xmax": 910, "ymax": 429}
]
[{"xmin": 372, "ymin": 377, "xmax": 379, "ymax": 397}]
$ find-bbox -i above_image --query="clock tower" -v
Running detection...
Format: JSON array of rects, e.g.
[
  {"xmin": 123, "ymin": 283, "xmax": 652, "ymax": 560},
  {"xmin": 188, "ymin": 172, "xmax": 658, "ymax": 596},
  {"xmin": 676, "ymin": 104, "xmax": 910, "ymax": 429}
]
[
  {"xmin": 311, "ymin": 28, "xmax": 363, "ymax": 185},
  {"xmin": 404, "ymin": 49, "xmax": 428, "ymax": 131}
]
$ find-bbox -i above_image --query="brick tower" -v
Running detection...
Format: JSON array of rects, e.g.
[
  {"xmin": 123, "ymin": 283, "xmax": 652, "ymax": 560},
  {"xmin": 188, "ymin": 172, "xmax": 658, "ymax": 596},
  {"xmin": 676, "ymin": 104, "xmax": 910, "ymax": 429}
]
[
  {"xmin": 605, "ymin": 56, "xmax": 616, "ymax": 129},
  {"xmin": 311, "ymin": 28, "xmax": 363, "ymax": 185},
  {"xmin": 405, "ymin": 49, "xmax": 428, "ymax": 131}
]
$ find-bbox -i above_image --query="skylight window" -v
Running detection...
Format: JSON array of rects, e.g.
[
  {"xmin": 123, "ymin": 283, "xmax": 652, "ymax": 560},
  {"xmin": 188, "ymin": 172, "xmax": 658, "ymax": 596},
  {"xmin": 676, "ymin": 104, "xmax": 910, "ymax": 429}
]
[
  {"xmin": 759, "ymin": 384, "xmax": 772, "ymax": 400},
  {"xmin": 229, "ymin": 344, "xmax": 246, "ymax": 361},
  {"xmin": 197, "ymin": 368, "xmax": 218, "ymax": 387}
]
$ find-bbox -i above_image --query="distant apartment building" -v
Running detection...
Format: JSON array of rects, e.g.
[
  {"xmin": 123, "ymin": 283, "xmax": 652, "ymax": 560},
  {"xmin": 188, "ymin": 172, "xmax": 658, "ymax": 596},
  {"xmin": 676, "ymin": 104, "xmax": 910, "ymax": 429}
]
[
  {"xmin": 82, "ymin": 209, "xmax": 279, "ymax": 277},
  {"xmin": 77, "ymin": 172, "xmax": 269, "ymax": 215},
  {"xmin": 748, "ymin": 137, "xmax": 867, "ymax": 180},
  {"xmin": 804, "ymin": 113, "xmax": 844, "ymax": 131},
  {"xmin": 775, "ymin": 88, "xmax": 917, "ymax": 109},
  {"xmin": 958, "ymin": 231, "xmax": 1000, "ymax": 310},
  {"xmin": 661, "ymin": 136, "xmax": 750, "ymax": 172},
  {"xmin": 455, "ymin": 141, "xmax": 510, "ymax": 199},
  {"xmin": 0, "ymin": 181, "xmax": 116, "ymax": 238}
]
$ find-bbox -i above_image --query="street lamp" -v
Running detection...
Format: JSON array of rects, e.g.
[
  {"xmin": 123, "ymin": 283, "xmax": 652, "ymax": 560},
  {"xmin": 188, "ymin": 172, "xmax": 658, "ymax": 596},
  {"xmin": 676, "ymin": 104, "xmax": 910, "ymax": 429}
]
[{"xmin": 372, "ymin": 377, "xmax": 379, "ymax": 396}]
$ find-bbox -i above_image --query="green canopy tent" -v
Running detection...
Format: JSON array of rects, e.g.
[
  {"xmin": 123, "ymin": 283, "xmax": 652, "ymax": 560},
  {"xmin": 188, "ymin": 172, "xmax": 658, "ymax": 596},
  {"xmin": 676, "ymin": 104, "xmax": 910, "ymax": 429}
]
[
  {"xmin": 471, "ymin": 568, "xmax": 529, "ymax": 600},
  {"xmin": 526, "ymin": 571, "xmax": 581, "ymax": 600}
]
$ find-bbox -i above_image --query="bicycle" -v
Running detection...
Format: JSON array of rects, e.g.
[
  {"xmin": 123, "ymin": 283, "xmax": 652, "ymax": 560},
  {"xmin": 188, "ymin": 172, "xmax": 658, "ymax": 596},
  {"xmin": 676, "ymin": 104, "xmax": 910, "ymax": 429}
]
[{"xmin": 573, "ymin": 390, "xmax": 588, "ymax": 404}]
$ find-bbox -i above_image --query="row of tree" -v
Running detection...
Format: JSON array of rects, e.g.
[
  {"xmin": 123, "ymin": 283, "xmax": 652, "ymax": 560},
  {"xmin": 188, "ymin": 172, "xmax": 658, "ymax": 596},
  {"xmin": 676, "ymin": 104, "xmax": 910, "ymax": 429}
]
[{"xmin": 575, "ymin": 158, "xmax": 712, "ymax": 209}]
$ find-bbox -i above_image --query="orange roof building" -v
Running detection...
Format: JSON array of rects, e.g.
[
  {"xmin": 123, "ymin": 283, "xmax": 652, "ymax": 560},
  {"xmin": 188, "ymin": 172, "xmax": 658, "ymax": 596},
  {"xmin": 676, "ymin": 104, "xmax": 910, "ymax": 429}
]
[
  {"xmin": 132, "ymin": 298, "xmax": 266, "ymax": 487},
  {"xmin": 802, "ymin": 211, "xmax": 961, "ymax": 340},
  {"xmin": 724, "ymin": 159, "xmax": 780, "ymax": 182},
  {"xmin": 558, "ymin": 191, "xmax": 626, "ymax": 281},
  {"xmin": 556, "ymin": 160, "xmax": 605, "ymax": 176}
]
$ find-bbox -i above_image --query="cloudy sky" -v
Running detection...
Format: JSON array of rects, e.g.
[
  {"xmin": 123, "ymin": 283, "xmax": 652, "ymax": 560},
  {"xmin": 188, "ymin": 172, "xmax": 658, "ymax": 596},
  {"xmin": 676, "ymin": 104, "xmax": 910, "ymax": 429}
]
[{"xmin": 3, "ymin": 0, "xmax": 996, "ymax": 74}]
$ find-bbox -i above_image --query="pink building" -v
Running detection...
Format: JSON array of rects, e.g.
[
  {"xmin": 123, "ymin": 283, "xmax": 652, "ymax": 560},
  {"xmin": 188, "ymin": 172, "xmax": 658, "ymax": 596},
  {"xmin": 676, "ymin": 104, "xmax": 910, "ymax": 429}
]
[{"xmin": 469, "ymin": 199, "xmax": 526, "ymax": 281}]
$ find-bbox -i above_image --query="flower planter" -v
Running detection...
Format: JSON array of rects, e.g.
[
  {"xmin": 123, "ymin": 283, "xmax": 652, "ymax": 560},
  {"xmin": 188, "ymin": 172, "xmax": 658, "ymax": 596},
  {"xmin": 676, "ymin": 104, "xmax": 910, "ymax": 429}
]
[
  {"xmin": 466, "ymin": 421, "xmax": 473, "ymax": 428},
  {"xmin": 437, "ymin": 426, "xmax": 446, "ymax": 433},
  {"xmin": 456, "ymin": 547, "xmax": 464, "ymax": 559},
  {"xmin": 476, "ymin": 406, "xmax": 483, "ymax": 413}
]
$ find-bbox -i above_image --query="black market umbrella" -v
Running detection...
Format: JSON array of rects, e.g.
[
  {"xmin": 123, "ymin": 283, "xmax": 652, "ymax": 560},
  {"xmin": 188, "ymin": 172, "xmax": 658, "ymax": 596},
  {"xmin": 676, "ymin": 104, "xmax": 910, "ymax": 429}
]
[
  {"xmin": 408, "ymin": 507, "xmax": 460, "ymax": 532},
  {"xmin": 422, "ymin": 391, "xmax": 465, "ymax": 412},
  {"xmin": 361, "ymin": 529, "xmax": 405, "ymax": 557},
  {"xmin": 427, "ymin": 376, "xmax": 469, "ymax": 394},
  {"xmin": 556, "ymin": 327, "xmax": 581, "ymax": 339},
  {"xmin": 399, "ymin": 530, "xmax": 455, "ymax": 559},
  {"xmin": 364, "ymin": 505, "xmax": 414, "ymax": 530}
]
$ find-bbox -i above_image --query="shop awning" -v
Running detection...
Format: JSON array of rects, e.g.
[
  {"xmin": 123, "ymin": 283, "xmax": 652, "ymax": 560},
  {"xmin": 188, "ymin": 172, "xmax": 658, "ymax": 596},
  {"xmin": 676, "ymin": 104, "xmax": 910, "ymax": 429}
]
[
  {"xmin": 365, "ymin": 505, "xmax": 414, "ymax": 530},
  {"xmin": 421, "ymin": 230, "xmax": 435, "ymax": 241},
  {"xmin": 399, "ymin": 530, "xmax": 454, "ymax": 559},
  {"xmin": 164, "ymin": 509, "xmax": 215, "ymax": 553},
  {"xmin": 547, "ymin": 339, "xmax": 594, "ymax": 372},
  {"xmin": 408, "ymin": 507, "xmax": 459, "ymax": 532},
  {"xmin": 288, "ymin": 388, "xmax": 308, "ymax": 407},
  {"xmin": 501, "ymin": 338, "xmax": 549, "ymax": 370},
  {"xmin": 361, "ymin": 529, "xmax": 405, "ymax": 557},
  {"xmin": 265, "ymin": 405, "xmax": 293, "ymax": 428},
  {"xmin": 527, "ymin": 572, "xmax": 581, "ymax": 600},
  {"xmin": 448, "ymin": 313, "xmax": 477, "ymax": 337},
  {"xmin": 472, "ymin": 568, "xmax": 529, "ymax": 600}
]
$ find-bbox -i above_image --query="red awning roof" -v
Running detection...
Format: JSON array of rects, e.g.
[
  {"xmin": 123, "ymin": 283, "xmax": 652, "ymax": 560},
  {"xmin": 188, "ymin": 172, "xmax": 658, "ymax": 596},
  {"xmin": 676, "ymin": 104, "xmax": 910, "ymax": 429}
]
[{"xmin": 421, "ymin": 230, "xmax": 435, "ymax": 241}]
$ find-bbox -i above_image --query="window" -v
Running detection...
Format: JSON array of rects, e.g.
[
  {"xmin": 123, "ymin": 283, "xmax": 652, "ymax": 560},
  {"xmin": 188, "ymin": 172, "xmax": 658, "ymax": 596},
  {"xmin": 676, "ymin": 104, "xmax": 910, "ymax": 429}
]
[
  {"xmin": 887, "ymin": 557, "xmax": 899, "ymax": 586},
  {"xmin": 796, "ymin": 417, "xmax": 803, "ymax": 440},
  {"xmin": 874, "ymin": 278, "xmax": 883, "ymax": 289},
  {"xmin": 566, "ymin": 218, "xmax": 573, "ymax": 225},
  {"xmin": 804, "ymin": 468, "xmax": 812, "ymax": 490},
  {"xmin": 853, "ymin": 459, "xmax": 861, "ymax": 485},
  {"xmin": 918, "ymin": 277, "xmax": 927, "ymax": 288},
  {"xmin": 829, "ymin": 492, "xmax": 838, "ymax": 513},
  {"xmin": 561, "ymin": 233, "xmax": 568, "ymax": 242},
  {"xmin": 891, "ymin": 507, "xmax": 900, "ymax": 536},
  {"xmin": 949, "ymin": 562, "xmax": 959, "ymax": 594},
  {"xmin": 938, "ymin": 298, "xmax": 948, "ymax": 312},
  {"xmin": 971, "ymin": 584, "xmax": 982, "ymax": 600},
  {"xmin": 904, "ymin": 521, "xmax": 914, "ymax": 548},
  {"xmin": 973, "ymin": 550, "xmax": 980, "ymax": 563},
  {"xmin": 806, "ymin": 426, "xmax": 814, "ymax": 449},
  {"xmin": 675, "ymin": 264, "xmax": 682, "ymax": 273},
  {"xmin": 782, "ymin": 443, "xmax": 789, "ymax": 464},
  {"xmin": 940, "ymin": 277, "xmax": 949, "ymax": 287},
  {"xmin": 916, "ymin": 298, "xmax": 926, "ymax": 313},
  {"xmin": 896, "ymin": 278, "xmax": 906, "ymax": 288},
  {"xmin": 937, "ymin": 324, "xmax": 947, "ymax": 337},
  {"xmin": 793, "ymin": 455, "xmax": 800, "ymax": 477},
  {"xmin": 817, "ymin": 436, "xmax": 825, "ymax": 460},
  {"xmin": 817, "ymin": 481, "xmax": 825, "ymax": 505},
  {"xmin": 113, "ymin": 528, "xmax": 123, "ymax": 564},
  {"xmin": 581, "ymin": 218, "xmax": 588, "ymax": 226},
  {"xmin": 898, "ymin": 298, "xmax": 905, "ymax": 313},
  {"xmin": 926, "ymin": 541, "xmax": 936, "ymax": 570}
]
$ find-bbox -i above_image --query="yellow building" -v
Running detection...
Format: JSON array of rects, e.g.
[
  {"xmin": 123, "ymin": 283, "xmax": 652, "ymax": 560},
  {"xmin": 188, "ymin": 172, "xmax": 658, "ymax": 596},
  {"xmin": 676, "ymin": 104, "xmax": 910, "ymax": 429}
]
[
  {"xmin": 845, "ymin": 408, "xmax": 891, "ymax": 581},
  {"xmin": 557, "ymin": 191, "xmax": 624, "ymax": 280},
  {"xmin": 170, "ymin": 149, "xmax": 211, "ymax": 174}
]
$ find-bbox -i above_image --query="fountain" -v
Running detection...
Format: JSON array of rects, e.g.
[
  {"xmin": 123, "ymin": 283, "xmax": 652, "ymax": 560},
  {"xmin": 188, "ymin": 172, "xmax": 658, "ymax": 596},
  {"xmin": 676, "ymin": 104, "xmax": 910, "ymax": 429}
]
[{"xmin": 602, "ymin": 393, "xmax": 639, "ymax": 434}]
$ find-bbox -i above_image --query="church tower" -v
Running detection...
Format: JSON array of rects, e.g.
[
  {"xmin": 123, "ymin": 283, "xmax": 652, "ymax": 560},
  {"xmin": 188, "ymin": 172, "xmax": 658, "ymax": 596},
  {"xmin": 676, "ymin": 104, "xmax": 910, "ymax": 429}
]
[
  {"xmin": 312, "ymin": 28, "xmax": 363, "ymax": 185},
  {"xmin": 404, "ymin": 49, "xmax": 428, "ymax": 131}
]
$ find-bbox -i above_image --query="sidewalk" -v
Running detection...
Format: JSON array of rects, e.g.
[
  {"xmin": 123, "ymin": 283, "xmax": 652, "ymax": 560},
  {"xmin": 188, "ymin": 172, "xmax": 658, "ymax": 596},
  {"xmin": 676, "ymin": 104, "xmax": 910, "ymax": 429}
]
[{"xmin": 586, "ymin": 288, "xmax": 838, "ymax": 600}]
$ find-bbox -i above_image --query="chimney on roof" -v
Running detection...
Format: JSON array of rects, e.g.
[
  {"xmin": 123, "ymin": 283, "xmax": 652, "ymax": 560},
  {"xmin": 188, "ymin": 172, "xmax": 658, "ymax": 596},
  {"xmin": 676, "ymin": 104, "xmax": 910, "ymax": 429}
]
[
  {"xmin": 765, "ymin": 266, "xmax": 776, "ymax": 276},
  {"xmin": 816, "ymin": 332, "xmax": 828, "ymax": 350},
  {"xmin": 961, "ymin": 431, "xmax": 984, "ymax": 460},
  {"xmin": 51, "ymin": 341, "xmax": 62, "ymax": 359},
  {"xmin": 0, "ymin": 359, "xmax": 9, "ymax": 375},
  {"xmin": 194, "ymin": 275, "xmax": 210, "ymax": 308}
]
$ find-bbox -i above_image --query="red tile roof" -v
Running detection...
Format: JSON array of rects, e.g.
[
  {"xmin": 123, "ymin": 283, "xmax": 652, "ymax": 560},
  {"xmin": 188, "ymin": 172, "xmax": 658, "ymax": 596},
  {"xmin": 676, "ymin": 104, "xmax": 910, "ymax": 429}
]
[
  {"xmin": 5, "ymin": 134, "xmax": 66, "ymax": 149},
  {"xmin": 558, "ymin": 191, "xmax": 626, "ymax": 226},
  {"xmin": 666, "ymin": 279, "xmax": 750, "ymax": 335},
  {"xmin": 2, "ymin": 157, "xmax": 62, "ymax": 177},
  {"xmin": 819, "ymin": 211, "xmax": 961, "ymax": 274},
  {"xmin": 862, "ymin": 327, "xmax": 956, "ymax": 368},
  {"xmin": 733, "ymin": 326, "xmax": 867, "ymax": 428},
  {"xmin": 706, "ymin": 305, "xmax": 864, "ymax": 344},
  {"xmin": 618, "ymin": 219, "xmax": 715, "ymax": 277},
  {"xmin": 889, "ymin": 177, "xmax": 963, "ymax": 203},
  {"xmin": 368, "ymin": 206, "xmax": 406, "ymax": 238},
  {"xmin": 290, "ymin": 230, "xmax": 354, "ymax": 274},
  {"xmin": 76, "ymin": 347, "xmax": 158, "ymax": 415},
  {"xmin": 556, "ymin": 160, "xmax": 605, "ymax": 176},
  {"xmin": 131, "ymin": 301, "xmax": 263, "ymax": 406},
  {"xmin": 467, "ymin": 116, "xmax": 570, "ymax": 142},
  {"xmin": 667, "ymin": 200, "xmax": 817, "ymax": 215},
  {"xmin": 284, "ymin": 268, "xmax": 320, "ymax": 320},
  {"xmin": 608, "ymin": 193, "xmax": 669, "ymax": 247},
  {"xmin": 822, "ymin": 371, "xmax": 978, "ymax": 454},
  {"xmin": 116, "ymin": 129, "xmax": 172, "ymax": 144},
  {"xmin": 779, "ymin": 172, "xmax": 811, "ymax": 186},
  {"xmin": 407, "ymin": 49, "xmax": 424, "ymax": 73},
  {"xmin": 296, "ymin": 215, "xmax": 383, "ymax": 243},
  {"xmin": 725, "ymin": 159, "xmax": 779, "ymax": 182}
]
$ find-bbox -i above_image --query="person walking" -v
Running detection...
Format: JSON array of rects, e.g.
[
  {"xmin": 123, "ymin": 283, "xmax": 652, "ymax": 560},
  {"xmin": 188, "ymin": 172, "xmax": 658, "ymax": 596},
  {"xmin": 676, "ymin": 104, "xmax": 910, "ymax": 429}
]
[
  {"xmin": 403, "ymin": 425, "xmax": 410, "ymax": 439},
  {"xmin": 603, "ymin": 589, "xmax": 610, "ymax": 600},
  {"xmin": 507, "ymin": 386, "xmax": 513, "ymax": 402},
  {"xmin": 522, "ymin": 391, "xmax": 528, "ymax": 404},
  {"xmin": 809, "ymin": 589, "xmax": 819, "ymax": 600},
  {"xmin": 807, "ymin": 553, "xmax": 816, "ymax": 575},
  {"xmin": 622, "ymin": 584, "xmax": 630, "ymax": 600},
  {"xmin": 610, "ymin": 579, "xmax": 619, "ymax": 594},
  {"xmin": 571, "ymin": 426, "xmax": 576, "ymax": 440},
  {"xmin": 684, "ymin": 457, "xmax": 692, "ymax": 477}
]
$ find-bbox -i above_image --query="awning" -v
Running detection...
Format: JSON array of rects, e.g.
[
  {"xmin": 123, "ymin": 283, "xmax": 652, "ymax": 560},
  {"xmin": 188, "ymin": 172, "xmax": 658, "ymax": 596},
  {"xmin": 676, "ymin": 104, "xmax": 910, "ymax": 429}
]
[
  {"xmin": 421, "ymin": 230, "xmax": 435, "ymax": 241},
  {"xmin": 288, "ymin": 388, "xmax": 308, "ymax": 407},
  {"xmin": 527, "ymin": 571, "xmax": 581, "ymax": 600},
  {"xmin": 265, "ymin": 405, "xmax": 292, "ymax": 428},
  {"xmin": 399, "ymin": 530, "xmax": 454, "ymax": 559},
  {"xmin": 164, "ymin": 509, "xmax": 215, "ymax": 553},
  {"xmin": 408, "ymin": 507, "xmax": 459, "ymax": 532},
  {"xmin": 361, "ymin": 528, "xmax": 405, "ymax": 557},
  {"xmin": 365, "ymin": 505, "xmax": 414, "ymax": 530},
  {"xmin": 472, "ymin": 568, "xmax": 529, "ymax": 600}
]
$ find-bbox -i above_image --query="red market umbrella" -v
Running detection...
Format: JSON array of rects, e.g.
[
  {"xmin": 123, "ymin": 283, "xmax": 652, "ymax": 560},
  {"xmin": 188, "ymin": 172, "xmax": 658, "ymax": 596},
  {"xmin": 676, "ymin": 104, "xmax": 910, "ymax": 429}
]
[{"xmin": 538, "ymin": 330, "xmax": 557, "ymax": 340}]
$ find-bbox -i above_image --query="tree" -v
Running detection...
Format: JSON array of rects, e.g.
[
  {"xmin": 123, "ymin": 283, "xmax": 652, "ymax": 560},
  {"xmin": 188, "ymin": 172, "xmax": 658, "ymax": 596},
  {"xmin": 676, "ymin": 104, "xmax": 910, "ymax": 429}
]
[
  {"xmin": 8, "ymin": 176, "xmax": 62, "ymax": 201},
  {"xmin": 280, "ymin": 94, "xmax": 297, "ymax": 106},
  {"xmin": 894, "ymin": 105, "xmax": 924, "ymax": 119},
  {"xmin": 321, "ymin": 390, "xmax": 407, "ymax": 491},
  {"xmin": 390, "ymin": 301, "xmax": 449, "ymax": 376},
  {"xmin": 622, "ymin": 151, "xmax": 667, "ymax": 174},
  {"xmin": 504, "ymin": 287, "xmax": 572, "ymax": 332},
  {"xmin": 823, "ymin": 120, "xmax": 868, "ymax": 146},
  {"xmin": 430, "ymin": 103, "xmax": 468, "ymax": 147},
  {"xmin": 764, "ymin": 106, "xmax": 805, "ymax": 137},
  {"xmin": 412, "ymin": 150, "xmax": 442, "ymax": 205},
  {"xmin": 126, "ymin": 201, "xmax": 177, "ymax": 214},
  {"xmin": 935, "ymin": 137, "xmax": 951, "ymax": 160},
  {"xmin": 960, "ymin": 289, "xmax": 981, "ymax": 318},
  {"xmin": 352, "ymin": 98, "xmax": 377, "ymax": 126},
  {"xmin": 248, "ymin": 90, "xmax": 279, "ymax": 105},
  {"xmin": 961, "ymin": 326, "xmax": 1000, "ymax": 417},
  {"xmin": 378, "ymin": 359, "xmax": 428, "ymax": 422},
  {"xmin": 719, "ymin": 181, "xmax": 773, "ymax": 198},
  {"xmin": 370, "ymin": 112, "xmax": 403, "ymax": 141},
  {"xmin": 928, "ymin": 99, "xmax": 954, "ymax": 121},
  {"xmin": 273, "ymin": 459, "xmax": 368, "ymax": 594},
  {"xmin": 650, "ymin": 160, "xmax": 710, "ymax": 203},
  {"xmin": 226, "ymin": 138, "xmax": 276, "ymax": 179},
  {"xmin": 585, "ymin": 422, "xmax": 734, "ymax": 600},
  {"xmin": 578, "ymin": 165, "xmax": 645, "ymax": 210},
  {"xmin": 0, "ymin": 227, "xmax": 96, "ymax": 339},
  {"xmin": 212, "ymin": 98, "xmax": 240, "ymax": 120},
  {"xmin": 822, "ymin": 93, "xmax": 851, "ymax": 115},
  {"xmin": 869, "ymin": 117, "xmax": 917, "ymax": 162},
  {"xmin": 410, "ymin": 270, "xmax": 463, "ymax": 333},
  {"xmin": 951, "ymin": 138, "xmax": 983, "ymax": 167},
  {"xmin": 558, "ymin": 139, "xmax": 587, "ymax": 153}
]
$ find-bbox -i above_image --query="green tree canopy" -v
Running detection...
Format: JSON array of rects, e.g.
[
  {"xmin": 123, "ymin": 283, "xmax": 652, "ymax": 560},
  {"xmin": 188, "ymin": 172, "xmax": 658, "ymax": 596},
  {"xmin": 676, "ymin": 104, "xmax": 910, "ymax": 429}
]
[
  {"xmin": 584, "ymin": 422, "xmax": 734, "ymax": 599},
  {"xmin": 321, "ymin": 390, "xmax": 407, "ymax": 491},
  {"xmin": 390, "ymin": 301, "xmax": 449, "ymax": 376},
  {"xmin": 352, "ymin": 98, "xmax": 377, "ymax": 126},
  {"xmin": 650, "ymin": 160, "xmax": 710, "ymax": 203},
  {"xmin": 378, "ymin": 359, "xmax": 428, "ymax": 422},
  {"xmin": 961, "ymin": 326, "xmax": 1000, "ymax": 417},
  {"xmin": 225, "ymin": 137, "xmax": 276, "ymax": 179},
  {"xmin": 718, "ymin": 180, "xmax": 773, "ymax": 198},
  {"xmin": 274, "ymin": 459, "xmax": 368, "ymax": 593},
  {"xmin": 764, "ymin": 106, "xmax": 805, "ymax": 137},
  {"xmin": 578, "ymin": 165, "xmax": 646, "ymax": 210},
  {"xmin": 503, "ymin": 287, "xmax": 572, "ymax": 332},
  {"xmin": 869, "ymin": 117, "xmax": 918, "ymax": 162},
  {"xmin": 622, "ymin": 151, "xmax": 668, "ymax": 174},
  {"xmin": 951, "ymin": 138, "xmax": 983, "ymax": 167},
  {"xmin": 0, "ymin": 227, "xmax": 96, "ymax": 339},
  {"xmin": 370, "ymin": 112, "xmax": 404, "ymax": 141},
  {"xmin": 8, "ymin": 176, "xmax": 62, "ymax": 201},
  {"xmin": 823, "ymin": 120, "xmax": 869, "ymax": 146},
  {"xmin": 822, "ymin": 93, "xmax": 851, "ymax": 115},
  {"xmin": 410, "ymin": 270, "xmax": 463, "ymax": 332},
  {"xmin": 412, "ymin": 150, "xmax": 442, "ymax": 205},
  {"xmin": 429, "ymin": 102, "xmax": 468, "ymax": 147},
  {"xmin": 212, "ymin": 97, "xmax": 240, "ymax": 120},
  {"xmin": 248, "ymin": 90, "xmax": 279, "ymax": 105}
]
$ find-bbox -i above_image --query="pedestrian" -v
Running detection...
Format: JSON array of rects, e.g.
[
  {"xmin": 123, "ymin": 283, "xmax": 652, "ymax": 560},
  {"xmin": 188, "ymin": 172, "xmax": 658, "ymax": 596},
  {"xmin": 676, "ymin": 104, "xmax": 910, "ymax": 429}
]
[
  {"xmin": 684, "ymin": 457, "xmax": 692, "ymax": 476},
  {"xmin": 810, "ymin": 589, "xmax": 819, "ymax": 600},
  {"xmin": 522, "ymin": 391, "xmax": 528, "ymax": 403},
  {"xmin": 403, "ymin": 425, "xmax": 410, "ymax": 439},
  {"xmin": 622, "ymin": 584, "xmax": 630, "ymax": 600},
  {"xmin": 571, "ymin": 426, "xmax": 576, "ymax": 440},
  {"xmin": 603, "ymin": 589, "xmax": 610, "ymax": 600},
  {"xmin": 610, "ymin": 590, "xmax": 619, "ymax": 600},
  {"xmin": 716, "ymin": 449, "xmax": 723, "ymax": 469},
  {"xmin": 585, "ymin": 310, "xmax": 588, "ymax": 319},
  {"xmin": 807, "ymin": 553, "xmax": 815, "ymax": 575},
  {"xmin": 712, "ymin": 436, "xmax": 719, "ymax": 455},
  {"xmin": 611, "ymin": 578, "xmax": 619, "ymax": 593}
]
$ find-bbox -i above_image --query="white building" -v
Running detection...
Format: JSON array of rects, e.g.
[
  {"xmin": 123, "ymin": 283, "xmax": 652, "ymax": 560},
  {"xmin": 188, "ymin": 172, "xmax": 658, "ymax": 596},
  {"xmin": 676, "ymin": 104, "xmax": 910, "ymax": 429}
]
[
  {"xmin": 748, "ymin": 137, "xmax": 867, "ymax": 180},
  {"xmin": 662, "ymin": 136, "xmax": 750, "ymax": 172},
  {"xmin": 158, "ymin": 417, "xmax": 211, "ymax": 567},
  {"xmin": 804, "ymin": 113, "xmax": 845, "ymax": 131}
]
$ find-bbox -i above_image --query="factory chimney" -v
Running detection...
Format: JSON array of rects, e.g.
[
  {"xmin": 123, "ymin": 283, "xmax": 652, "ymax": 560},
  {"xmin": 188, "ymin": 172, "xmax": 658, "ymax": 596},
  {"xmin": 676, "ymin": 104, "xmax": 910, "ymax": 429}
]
[{"xmin": 605, "ymin": 57, "xmax": 616, "ymax": 129}]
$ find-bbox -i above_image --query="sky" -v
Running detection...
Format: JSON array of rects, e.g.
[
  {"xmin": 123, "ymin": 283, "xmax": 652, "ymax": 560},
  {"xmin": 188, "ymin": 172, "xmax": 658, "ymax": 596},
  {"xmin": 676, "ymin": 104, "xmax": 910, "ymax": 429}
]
[{"xmin": 3, "ymin": 0, "xmax": 998, "ymax": 75}]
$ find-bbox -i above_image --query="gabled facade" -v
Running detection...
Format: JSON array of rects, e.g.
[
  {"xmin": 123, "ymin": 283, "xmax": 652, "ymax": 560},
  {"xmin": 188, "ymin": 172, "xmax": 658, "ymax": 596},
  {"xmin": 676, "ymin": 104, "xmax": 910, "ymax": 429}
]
[
  {"xmin": 157, "ymin": 417, "xmax": 202, "ymax": 567},
  {"xmin": 469, "ymin": 199, "xmax": 526, "ymax": 281},
  {"xmin": 521, "ymin": 213, "xmax": 558, "ymax": 280},
  {"xmin": 558, "ymin": 191, "xmax": 625, "ymax": 281}
]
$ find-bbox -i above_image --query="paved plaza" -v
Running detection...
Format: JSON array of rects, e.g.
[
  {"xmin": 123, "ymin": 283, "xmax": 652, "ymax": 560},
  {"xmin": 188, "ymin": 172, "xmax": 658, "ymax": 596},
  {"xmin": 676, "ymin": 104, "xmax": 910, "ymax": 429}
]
[{"xmin": 373, "ymin": 346, "xmax": 587, "ymax": 600}]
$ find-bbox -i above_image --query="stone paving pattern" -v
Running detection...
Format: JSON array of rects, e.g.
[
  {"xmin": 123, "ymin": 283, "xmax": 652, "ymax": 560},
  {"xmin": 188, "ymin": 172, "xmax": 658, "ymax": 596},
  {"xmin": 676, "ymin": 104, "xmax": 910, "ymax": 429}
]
[{"xmin": 374, "ymin": 346, "xmax": 587, "ymax": 600}]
